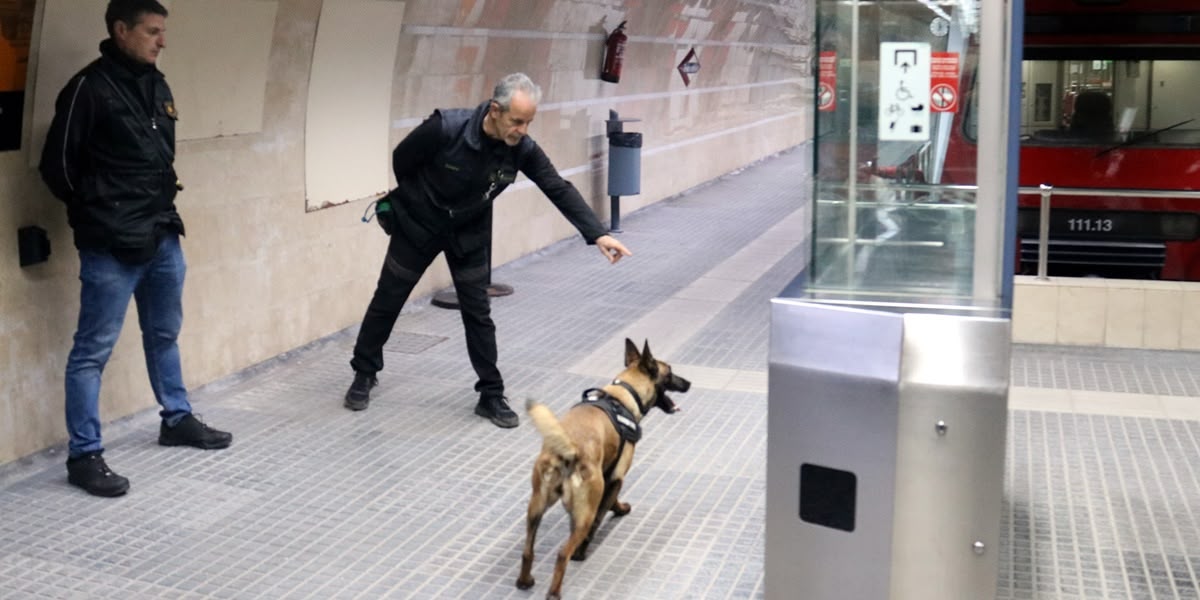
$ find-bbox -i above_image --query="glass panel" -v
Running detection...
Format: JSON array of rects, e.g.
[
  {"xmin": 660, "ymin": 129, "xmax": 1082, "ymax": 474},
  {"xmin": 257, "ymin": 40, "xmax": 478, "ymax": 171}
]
[{"xmin": 811, "ymin": 0, "xmax": 984, "ymax": 300}]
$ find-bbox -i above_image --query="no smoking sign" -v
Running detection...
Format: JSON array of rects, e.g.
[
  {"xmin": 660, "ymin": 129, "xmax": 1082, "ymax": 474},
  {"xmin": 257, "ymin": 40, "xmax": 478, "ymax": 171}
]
[
  {"xmin": 929, "ymin": 52, "xmax": 960, "ymax": 113},
  {"xmin": 817, "ymin": 83, "xmax": 835, "ymax": 111},
  {"xmin": 817, "ymin": 51, "xmax": 837, "ymax": 112},
  {"xmin": 931, "ymin": 83, "xmax": 957, "ymax": 112}
]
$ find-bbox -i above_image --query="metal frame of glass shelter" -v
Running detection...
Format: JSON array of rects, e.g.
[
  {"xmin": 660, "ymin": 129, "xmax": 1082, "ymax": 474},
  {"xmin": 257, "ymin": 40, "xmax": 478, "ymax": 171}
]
[{"xmin": 767, "ymin": 1, "xmax": 1022, "ymax": 599}]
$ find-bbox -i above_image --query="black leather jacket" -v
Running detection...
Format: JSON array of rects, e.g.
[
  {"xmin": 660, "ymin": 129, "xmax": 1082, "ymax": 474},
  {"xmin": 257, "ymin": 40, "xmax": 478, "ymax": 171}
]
[
  {"xmin": 389, "ymin": 101, "xmax": 608, "ymax": 254},
  {"xmin": 40, "ymin": 40, "xmax": 182, "ymax": 258}
]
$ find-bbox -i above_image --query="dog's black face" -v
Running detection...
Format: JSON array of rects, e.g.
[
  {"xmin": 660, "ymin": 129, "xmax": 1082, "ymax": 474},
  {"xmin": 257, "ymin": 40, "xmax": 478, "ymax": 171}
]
[
  {"xmin": 625, "ymin": 337, "xmax": 691, "ymax": 414},
  {"xmin": 652, "ymin": 363, "xmax": 690, "ymax": 414},
  {"xmin": 662, "ymin": 370, "xmax": 691, "ymax": 393}
]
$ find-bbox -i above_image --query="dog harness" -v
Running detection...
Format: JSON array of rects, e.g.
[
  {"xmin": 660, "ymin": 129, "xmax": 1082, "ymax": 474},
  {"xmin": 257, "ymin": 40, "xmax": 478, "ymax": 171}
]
[
  {"xmin": 578, "ymin": 380, "xmax": 647, "ymax": 481},
  {"xmin": 578, "ymin": 385, "xmax": 641, "ymax": 444}
]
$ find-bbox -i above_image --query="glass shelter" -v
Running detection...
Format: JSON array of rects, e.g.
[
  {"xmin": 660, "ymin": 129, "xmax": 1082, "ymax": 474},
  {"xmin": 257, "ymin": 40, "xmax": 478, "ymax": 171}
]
[{"xmin": 766, "ymin": 1, "xmax": 1021, "ymax": 598}]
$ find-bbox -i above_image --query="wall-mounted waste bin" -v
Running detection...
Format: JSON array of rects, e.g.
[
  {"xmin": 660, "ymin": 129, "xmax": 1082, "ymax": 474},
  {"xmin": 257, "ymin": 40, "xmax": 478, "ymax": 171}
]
[
  {"xmin": 607, "ymin": 131, "xmax": 641, "ymax": 197},
  {"xmin": 605, "ymin": 110, "xmax": 642, "ymax": 232}
]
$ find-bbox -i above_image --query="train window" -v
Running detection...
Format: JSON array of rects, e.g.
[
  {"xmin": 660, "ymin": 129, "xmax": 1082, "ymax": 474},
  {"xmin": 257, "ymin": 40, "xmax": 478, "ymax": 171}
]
[{"xmin": 965, "ymin": 58, "xmax": 1200, "ymax": 148}]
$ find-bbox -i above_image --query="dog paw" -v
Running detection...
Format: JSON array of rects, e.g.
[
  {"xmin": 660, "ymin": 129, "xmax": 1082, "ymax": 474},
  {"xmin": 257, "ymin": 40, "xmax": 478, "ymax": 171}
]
[
  {"xmin": 570, "ymin": 546, "xmax": 589, "ymax": 561},
  {"xmin": 516, "ymin": 576, "xmax": 535, "ymax": 590},
  {"xmin": 611, "ymin": 502, "xmax": 631, "ymax": 516}
]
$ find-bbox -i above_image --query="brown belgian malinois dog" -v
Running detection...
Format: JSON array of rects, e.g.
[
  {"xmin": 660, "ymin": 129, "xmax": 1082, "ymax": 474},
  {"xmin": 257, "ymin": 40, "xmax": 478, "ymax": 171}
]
[{"xmin": 516, "ymin": 338, "xmax": 691, "ymax": 599}]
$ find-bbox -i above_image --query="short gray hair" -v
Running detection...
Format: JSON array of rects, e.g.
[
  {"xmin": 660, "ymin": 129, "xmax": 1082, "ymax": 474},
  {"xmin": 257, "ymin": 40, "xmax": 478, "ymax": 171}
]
[{"xmin": 491, "ymin": 73, "xmax": 542, "ymax": 111}]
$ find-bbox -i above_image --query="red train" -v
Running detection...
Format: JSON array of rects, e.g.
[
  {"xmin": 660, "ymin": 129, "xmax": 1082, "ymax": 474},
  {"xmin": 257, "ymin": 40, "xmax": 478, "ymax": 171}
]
[{"xmin": 943, "ymin": 0, "xmax": 1200, "ymax": 280}]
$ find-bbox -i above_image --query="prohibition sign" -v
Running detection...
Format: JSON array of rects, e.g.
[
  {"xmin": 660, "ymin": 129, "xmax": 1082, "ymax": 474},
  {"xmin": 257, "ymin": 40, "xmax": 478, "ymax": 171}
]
[
  {"xmin": 931, "ymin": 83, "xmax": 957, "ymax": 112},
  {"xmin": 817, "ymin": 82, "xmax": 835, "ymax": 110}
]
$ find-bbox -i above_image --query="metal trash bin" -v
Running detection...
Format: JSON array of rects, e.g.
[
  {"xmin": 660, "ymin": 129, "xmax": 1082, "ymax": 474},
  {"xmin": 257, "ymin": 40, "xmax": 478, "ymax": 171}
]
[{"xmin": 607, "ymin": 131, "xmax": 642, "ymax": 197}]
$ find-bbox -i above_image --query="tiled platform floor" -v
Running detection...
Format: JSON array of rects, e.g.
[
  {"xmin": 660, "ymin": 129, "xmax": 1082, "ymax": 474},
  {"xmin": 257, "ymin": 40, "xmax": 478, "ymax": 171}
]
[{"xmin": 2, "ymin": 146, "xmax": 1199, "ymax": 599}]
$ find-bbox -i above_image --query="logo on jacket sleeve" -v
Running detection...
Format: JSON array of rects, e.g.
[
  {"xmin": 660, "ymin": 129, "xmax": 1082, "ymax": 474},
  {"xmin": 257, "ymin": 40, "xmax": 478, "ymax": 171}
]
[{"xmin": 163, "ymin": 101, "xmax": 177, "ymax": 119}]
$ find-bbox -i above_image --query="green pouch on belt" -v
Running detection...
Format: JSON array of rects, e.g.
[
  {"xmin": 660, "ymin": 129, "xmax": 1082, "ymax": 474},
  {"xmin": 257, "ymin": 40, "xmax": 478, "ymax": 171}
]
[{"xmin": 362, "ymin": 192, "xmax": 397, "ymax": 235}]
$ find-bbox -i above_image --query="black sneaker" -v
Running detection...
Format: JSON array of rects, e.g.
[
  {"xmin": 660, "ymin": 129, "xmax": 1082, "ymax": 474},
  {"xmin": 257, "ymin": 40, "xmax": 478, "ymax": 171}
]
[
  {"xmin": 344, "ymin": 372, "xmax": 378, "ymax": 411},
  {"xmin": 475, "ymin": 395, "xmax": 519, "ymax": 428},
  {"xmin": 158, "ymin": 414, "xmax": 233, "ymax": 449},
  {"xmin": 66, "ymin": 452, "xmax": 130, "ymax": 497}
]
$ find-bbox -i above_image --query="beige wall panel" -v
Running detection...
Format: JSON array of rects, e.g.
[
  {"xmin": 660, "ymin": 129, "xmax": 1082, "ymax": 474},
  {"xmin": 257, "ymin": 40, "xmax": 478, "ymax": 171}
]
[
  {"xmin": 160, "ymin": 0, "xmax": 279, "ymax": 140},
  {"xmin": 304, "ymin": 0, "xmax": 405, "ymax": 209},
  {"xmin": 29, "ymin": 1, "xmax": 279, "ymax": 151},
  {"xmin": 28, "ymin": 0, "xmax": 106, "ymax": 167}
]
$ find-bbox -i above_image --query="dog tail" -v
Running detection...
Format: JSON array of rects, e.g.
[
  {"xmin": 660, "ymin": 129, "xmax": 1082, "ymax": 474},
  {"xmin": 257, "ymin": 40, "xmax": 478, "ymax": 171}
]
[{"xmin": 526, "ymin": 399, "xmax": 576, "ymax": 462}]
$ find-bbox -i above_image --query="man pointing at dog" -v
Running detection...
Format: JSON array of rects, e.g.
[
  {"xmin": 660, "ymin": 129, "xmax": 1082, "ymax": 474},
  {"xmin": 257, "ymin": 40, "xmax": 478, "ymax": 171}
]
[{"xmin": 345, "ymin": 73, "xmax": 631, "ymax": 428}]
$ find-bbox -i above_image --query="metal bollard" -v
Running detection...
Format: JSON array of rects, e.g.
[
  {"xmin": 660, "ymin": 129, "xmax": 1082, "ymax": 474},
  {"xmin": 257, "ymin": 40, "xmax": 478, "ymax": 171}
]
[{"xmin": 1037, "ymin": 184, "xmax": 1052, "ymax": 280}]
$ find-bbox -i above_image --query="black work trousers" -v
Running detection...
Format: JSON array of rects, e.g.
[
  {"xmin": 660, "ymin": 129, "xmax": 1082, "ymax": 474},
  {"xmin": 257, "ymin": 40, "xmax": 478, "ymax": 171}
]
[{"xmin": 350, "ymin": 226, "xmax": 502, "ymax": 400}]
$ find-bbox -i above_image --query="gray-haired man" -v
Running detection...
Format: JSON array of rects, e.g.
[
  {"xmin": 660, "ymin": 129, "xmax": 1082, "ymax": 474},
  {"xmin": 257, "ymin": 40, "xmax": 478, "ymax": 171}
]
[{"xmin": 345, "ymin": 73, "xmax": 631, "ymax": 427}]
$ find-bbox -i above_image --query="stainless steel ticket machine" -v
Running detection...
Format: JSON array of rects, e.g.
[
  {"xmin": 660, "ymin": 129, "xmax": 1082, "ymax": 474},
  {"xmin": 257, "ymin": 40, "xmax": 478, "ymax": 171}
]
[{"xmin": 766, "ymin": 298, "xmax": 1009, "ymax": 599}]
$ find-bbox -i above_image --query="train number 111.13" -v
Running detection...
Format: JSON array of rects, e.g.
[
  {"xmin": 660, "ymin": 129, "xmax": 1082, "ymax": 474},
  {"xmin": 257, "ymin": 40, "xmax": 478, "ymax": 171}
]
[{"xmin": 1067, "ymin": 218, "xmax": 1114, "ymax": 232}]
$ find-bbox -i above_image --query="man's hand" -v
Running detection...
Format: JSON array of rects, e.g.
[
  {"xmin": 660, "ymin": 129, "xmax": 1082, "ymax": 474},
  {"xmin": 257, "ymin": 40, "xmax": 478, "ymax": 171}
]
[{"xmin": 595, "ymin": 234, "xmax": 632, "ymax": 264}]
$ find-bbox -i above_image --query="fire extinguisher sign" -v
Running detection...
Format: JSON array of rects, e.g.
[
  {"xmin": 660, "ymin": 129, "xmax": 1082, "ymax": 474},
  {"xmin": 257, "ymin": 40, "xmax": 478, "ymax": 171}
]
[
  {"xmin": 930, "ymin": 52, "xmax": 960, "ymax": 113},
  {"xmin": 818, "ymin": 51, "xmax": 836, "ymax": 112}
]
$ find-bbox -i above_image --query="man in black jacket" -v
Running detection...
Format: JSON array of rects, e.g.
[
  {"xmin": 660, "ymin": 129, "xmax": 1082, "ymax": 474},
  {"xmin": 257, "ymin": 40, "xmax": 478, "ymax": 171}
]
[
  {"xmin": 39, "ymin": 0, "xmax": 231, "ymax": 498},
  {"xmin": 346, "ymin": 73, "xmax": 631, "ymax": 427}
]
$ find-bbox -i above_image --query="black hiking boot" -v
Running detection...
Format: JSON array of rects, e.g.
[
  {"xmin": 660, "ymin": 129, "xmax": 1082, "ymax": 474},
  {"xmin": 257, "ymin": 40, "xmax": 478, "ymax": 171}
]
[
  {"xmin": 344, "ymin": 372, "xmax": 378, "ymax": 411},
  {"xmin": 475, "ymin": 395, "xmax": 519, "ymax": 428},
  {"xmin": 66, "ymin": 452, "xmax": 130, "ymax": 497},
  {"xmin": 158, "ymin": 414, "xmax": 233, "ymax": 449}
]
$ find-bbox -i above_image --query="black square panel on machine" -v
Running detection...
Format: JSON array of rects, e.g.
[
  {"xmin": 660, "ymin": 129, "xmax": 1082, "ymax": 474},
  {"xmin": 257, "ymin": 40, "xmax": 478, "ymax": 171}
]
[{"xmin": 799, "ymin": 462, "xmax": 857, "ymax": 532}]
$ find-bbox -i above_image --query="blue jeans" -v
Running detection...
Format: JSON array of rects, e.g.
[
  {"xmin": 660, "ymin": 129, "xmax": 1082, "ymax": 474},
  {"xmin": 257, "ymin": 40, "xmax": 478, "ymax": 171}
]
[{"xmin": 65, "ymin": 234, "xmax": 192, "ymax": 457}]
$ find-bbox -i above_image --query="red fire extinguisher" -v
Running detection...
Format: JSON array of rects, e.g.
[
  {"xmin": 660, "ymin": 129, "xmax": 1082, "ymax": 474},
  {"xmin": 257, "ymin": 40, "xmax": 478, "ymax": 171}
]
[{"xmin": 601, "ymin": 21, "xmax": 627, "ymax": 83}]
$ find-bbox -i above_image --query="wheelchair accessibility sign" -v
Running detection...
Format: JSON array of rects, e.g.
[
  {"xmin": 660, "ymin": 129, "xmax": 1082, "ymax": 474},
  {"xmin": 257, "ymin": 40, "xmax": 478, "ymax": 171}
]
[{"xmin": 878, "ymin": 42, "xmax": 930, "ymax": 141}]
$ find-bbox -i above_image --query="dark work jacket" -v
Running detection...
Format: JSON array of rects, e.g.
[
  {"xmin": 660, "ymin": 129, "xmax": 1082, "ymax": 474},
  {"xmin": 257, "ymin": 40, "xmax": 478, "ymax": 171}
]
[
  {"xmin": 389, "ymin": 101, "xmax": 608, "ymax": 255},
  {"xmin": 40, "ymin": 39, "xmax": 182, "ymax": 261}
]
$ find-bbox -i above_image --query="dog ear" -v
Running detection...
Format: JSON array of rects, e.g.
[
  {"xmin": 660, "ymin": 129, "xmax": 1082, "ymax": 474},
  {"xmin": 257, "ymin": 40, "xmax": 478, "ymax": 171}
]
[
  {"xmin": 624, "ymin": 338, "xmax": 640, "ymax": 367},
  {"xmin": 639, "ymin": 340, "xmax": 658, "ymax": 378}
]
